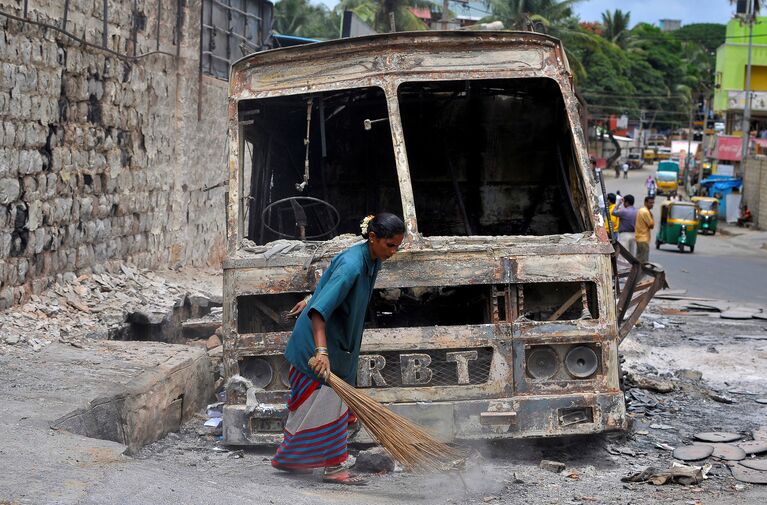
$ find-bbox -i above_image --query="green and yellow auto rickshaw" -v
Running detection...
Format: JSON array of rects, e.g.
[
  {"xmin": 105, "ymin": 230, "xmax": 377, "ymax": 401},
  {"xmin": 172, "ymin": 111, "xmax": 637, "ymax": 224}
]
[
  {"xmin": 691, "ymin": 196, "xmax": 719, "ymax": 235},
  {"xmin": 656, "ymin": 201, "xmax": 699, "ymax": 253}
]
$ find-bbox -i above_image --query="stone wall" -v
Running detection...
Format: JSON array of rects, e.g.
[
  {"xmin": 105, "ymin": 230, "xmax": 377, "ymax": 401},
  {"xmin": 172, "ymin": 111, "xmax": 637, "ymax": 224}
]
[
  {"xmin": 744, "ymin": 156, "xmax": 767, "ymax": 229},
  {"xmin": 0, "ymin": 0, "xmax": 230, "ymax": 308}
]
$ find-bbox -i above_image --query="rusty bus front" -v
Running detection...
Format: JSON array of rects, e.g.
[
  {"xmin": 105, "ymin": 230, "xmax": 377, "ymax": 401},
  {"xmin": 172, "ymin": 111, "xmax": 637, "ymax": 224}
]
[{"xmin": 222, "ymin": 32, "xmax": 659, "ymax": 445}]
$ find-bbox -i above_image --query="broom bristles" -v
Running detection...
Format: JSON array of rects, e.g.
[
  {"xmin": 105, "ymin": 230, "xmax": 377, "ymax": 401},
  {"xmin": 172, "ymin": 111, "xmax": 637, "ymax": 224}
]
[{"xmin": 309, "ymin": 357, "xmax": 465, "ymax": 472}]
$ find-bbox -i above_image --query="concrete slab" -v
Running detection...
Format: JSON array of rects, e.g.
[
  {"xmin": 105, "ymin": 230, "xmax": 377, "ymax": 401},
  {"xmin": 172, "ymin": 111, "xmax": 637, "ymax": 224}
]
[{"xmin": 0, "ymin": 340, "xmax": 213, "ymax": 503}]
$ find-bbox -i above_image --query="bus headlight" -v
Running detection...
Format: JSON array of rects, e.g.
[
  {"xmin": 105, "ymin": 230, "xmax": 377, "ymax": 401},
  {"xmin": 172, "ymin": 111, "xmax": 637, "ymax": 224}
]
[
  {"xmin": 240, "ymin": 358, "xmax": 273, "ymax": 389},
  {"xmin": 565, "ymin": 346, "xmax": 599, "ymax": 378},
  {"xmin": 526, "ymin": 347, "xmax": 559, "ymax": 380}
]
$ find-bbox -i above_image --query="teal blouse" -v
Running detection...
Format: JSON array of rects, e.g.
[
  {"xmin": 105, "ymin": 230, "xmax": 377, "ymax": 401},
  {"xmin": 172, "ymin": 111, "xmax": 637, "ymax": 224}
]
[{"xmin": 284, "ymin": 241, "xmax": 381, "ymax": 385}]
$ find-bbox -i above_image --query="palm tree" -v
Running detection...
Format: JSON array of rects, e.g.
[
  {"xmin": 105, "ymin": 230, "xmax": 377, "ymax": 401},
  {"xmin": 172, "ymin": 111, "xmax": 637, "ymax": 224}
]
[
  {"xmin": 338, "ymin": 0, "xmax": 430, "ymax": 32},
  {"xmin": 274, "ymin": 0, "xmax": 339, "ymax": 39},
  {"xmin": 483, "ymin": 0, "xmax": 605, "ymax": 83},
  {"xmin": 601, "ymin": 9, "xmax": 631, "ymax": 49},
  {"xmin": 484, "ymin": 0, "xmax": 584, "ymax": 32}
]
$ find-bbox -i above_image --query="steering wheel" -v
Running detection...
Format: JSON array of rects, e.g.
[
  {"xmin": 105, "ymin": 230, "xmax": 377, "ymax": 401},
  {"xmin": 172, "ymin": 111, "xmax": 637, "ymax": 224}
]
[{"xmin": 261, "ymin": 196, "xmax": 340, "ymax": 240}]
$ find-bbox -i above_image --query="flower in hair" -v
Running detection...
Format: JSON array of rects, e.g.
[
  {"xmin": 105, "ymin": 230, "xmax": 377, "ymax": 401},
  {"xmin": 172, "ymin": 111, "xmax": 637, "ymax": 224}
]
[{"xmin": 360, "ymin": 214, "xmax": 375, "ymax": 235}]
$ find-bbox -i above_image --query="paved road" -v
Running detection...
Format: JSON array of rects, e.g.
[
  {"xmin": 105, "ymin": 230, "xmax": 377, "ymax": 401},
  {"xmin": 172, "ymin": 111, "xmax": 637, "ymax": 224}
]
[{"xmin": 602, "ymin": 165, "xmax": 767, "ymax": 305}]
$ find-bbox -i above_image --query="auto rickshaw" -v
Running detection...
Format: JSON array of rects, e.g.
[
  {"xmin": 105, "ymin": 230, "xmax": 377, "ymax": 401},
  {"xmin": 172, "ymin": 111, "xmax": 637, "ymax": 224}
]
[
  {"xmin": 691, "ymin": 196, "xmax": 719, "ymax": 235},
  {"xmin": 655, "ymin": 170, "xmax": 678, "ymax": 196},
  {"xmin": 656, "ymin": 201, "xmax": 699, "ymax": 253}
]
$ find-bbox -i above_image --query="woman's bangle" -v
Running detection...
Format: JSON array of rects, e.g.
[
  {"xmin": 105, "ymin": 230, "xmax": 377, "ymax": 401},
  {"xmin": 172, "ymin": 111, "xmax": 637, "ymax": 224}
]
[
  {"xmin": 304, "ymin": 294, "xmax": 312, "ymax": 303},
  {"xmin": 315, "ymin": 346, "xmax": 328, "ymax": 356}
]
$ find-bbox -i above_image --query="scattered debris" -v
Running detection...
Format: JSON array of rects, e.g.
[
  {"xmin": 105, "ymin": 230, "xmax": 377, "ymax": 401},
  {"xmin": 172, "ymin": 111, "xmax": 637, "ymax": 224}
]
[
  {"xmin": 625, "ymin": 371, "xmax": 674, "ymax": 393},
  {"xmin": 708, "ymin": 391, "xmax": 737, "ymax": 404},
  {"xmin": 740, "ymin": 459, "xmax": 767, "ymax": 471},
  {"xmin": 564, "ymin": 470, "xmax": 580, "ymax": 480},
  {"xmin": 225, "ymin": 375, "xmax": 254, "ymax": 404},
  {"xmin": 693, "ymin": 432, "xmax": 742, "ymax": 443},
  {"xmin": 753, "ymin": 427, "xmax": 767, "ymax": 442},
  {"xmin": 0, "ymin": 266, "xmax": 221, "ymax": 351},
  {"xmin": 674, "ymin": 369, "xmax": 703, "ymax": 381},
  {"xmin": 649, "ymin": 424, "xmax": 676, "ymax": 431},
  {"xmin": 736, "ymin": 440, "xmax": 767, "ymax": 455},
  {"xmin": 625, "ymin": 388, "xmax": 665, "ymax": 416},
  {"xmin": 720, "ymin": 310, "xmax": 756, "ymax": 320},
  {"xmin": 697, "ymin": 443, "xmax": 746, "ymax": 461},
  {"xmin": 653, "ymin": 289, "xmax": 688, "ymax": 299},
  {"xmin": 204, "ymin": 418, "xmax": 222, "ymax": 428},
  {"xmin": 673, "ymin": 445, "xmax": 713, "ymax": 461},
  {"xmin": 539, "ymin": 460, "xmax": 566, "ymax": 473},
  {"xmin": 657, "ymin": 308, "xmax": 690, "ymax": 316},
  {"xmin": 607, "ymin": 444, "xmax": 641, "ymax": 457},
  {"xmin": 354, "ymin": 446, "xmax": 395, "ymax": 473},
  {"xmin": 621, "ymin": 462, "xmax": 710, "ymax": 486},
  {"xmin": 730, "ymin": 464, "xmax": 767, "ymax": 484}
]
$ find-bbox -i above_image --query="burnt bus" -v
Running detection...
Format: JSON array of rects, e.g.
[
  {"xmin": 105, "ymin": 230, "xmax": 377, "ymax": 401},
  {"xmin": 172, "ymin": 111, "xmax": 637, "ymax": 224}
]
[{"xmin": 222, "ymin": 32, "xmax": 665, "ymax": 445}]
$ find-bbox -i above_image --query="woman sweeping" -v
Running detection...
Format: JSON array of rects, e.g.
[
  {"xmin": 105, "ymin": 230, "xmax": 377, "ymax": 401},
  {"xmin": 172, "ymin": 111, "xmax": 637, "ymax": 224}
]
[{"xmin": 271, "ymin": 213, "xmax": 405, "ymax": 485}]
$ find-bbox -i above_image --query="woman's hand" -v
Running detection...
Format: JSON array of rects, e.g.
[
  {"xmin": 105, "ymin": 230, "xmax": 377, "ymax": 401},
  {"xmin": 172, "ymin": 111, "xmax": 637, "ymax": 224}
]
[
  {"xmin": 311, "ymin": 353, "xmax": 331, "ymax": 379},
  {"xmin": 287, "ymin": 298, "xmax": 308, "ymax": 318}
]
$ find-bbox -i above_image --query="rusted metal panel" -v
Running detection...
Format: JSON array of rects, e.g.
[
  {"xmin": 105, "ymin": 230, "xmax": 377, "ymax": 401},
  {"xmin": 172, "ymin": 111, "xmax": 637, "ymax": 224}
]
[
  {"xmin": 229, "ymin": 33, "xmax": 557, "ymax": 96},
  {"xmin": 227, "ymin": 251, "xmax": 611, "ymax": 297}
]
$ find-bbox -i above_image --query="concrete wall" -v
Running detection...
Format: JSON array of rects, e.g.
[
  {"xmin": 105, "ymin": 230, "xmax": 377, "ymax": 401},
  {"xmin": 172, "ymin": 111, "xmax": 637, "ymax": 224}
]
[
  {"xmin": 0, "ymin": 0, "xmax": 229, "ymax": 309},
  {"xmin": 744, "ymin": 156, "xmax": 767, "ymax": 229}
]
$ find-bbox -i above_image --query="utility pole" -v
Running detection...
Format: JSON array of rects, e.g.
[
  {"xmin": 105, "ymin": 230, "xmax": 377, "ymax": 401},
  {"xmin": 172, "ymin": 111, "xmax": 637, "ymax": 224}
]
[
  {"xmin": 685, "ymin": 101, "xmax": 694, "ymax": 194},
  {"xmin": 441, "ymin": 0, "xmax": 449, "ymax": 30},
  {"xmin": 741, "ymin": 0, "xmax": 757, "ymax": 166},
  {"xmin": 700, "ymin": 95, "xmax": 711, "ymax": 184}
]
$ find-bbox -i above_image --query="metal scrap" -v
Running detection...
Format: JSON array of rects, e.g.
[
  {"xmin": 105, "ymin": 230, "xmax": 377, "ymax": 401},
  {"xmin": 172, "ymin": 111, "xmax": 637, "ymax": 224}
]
[{"xmin": 621, "ymin": 462, "xmax": 711, "ymax": 486}]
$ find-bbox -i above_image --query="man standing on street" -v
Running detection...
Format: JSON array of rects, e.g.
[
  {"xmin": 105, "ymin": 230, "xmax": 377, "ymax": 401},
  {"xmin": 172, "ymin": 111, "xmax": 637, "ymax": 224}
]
[
  {"xmin": 622, "ymin": 161, "xmax": 629, "ymax": 179},
  {"xmin": 604, "ymin": 193, "xmax": 620, "ymax": 241},
  {"xmin": 634, "ymin": 196, "xmax": 655, "ymax": 263},
  {"xmin": 612, "ymin": 194, "xmax": 637, "ymax": 256}
]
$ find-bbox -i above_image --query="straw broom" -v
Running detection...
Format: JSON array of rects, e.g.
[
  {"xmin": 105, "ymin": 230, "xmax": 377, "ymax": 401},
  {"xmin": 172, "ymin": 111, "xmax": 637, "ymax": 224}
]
[{"xmin": 309, "ymin": 357, "xmax": 465, "ymax": 472}]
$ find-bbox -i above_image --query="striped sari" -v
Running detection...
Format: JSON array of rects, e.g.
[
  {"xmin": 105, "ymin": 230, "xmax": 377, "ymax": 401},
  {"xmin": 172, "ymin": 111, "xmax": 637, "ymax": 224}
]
[{"xmin": 272, "ymin": 367, "xmax": 351, "ymax": 470}]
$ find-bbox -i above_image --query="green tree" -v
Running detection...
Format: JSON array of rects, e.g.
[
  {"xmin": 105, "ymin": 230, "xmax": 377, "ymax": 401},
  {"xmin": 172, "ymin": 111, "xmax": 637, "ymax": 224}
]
[
  {"xmin": 337, "ymin": 0, "xmax": 430, "ymax": 32},
  {"xmin": 484, "ymin": 0, "xmax": 584, "ymax": 31},
  {"xmin": 274, "ymin": 0, "xmax": 340, "ymax": 40},
  {"xmin": 482, "ymin": 0, "xmax": 597, "ymax": 79},
  {"xmin": 672, "ymin": 23, "xmax": 726, "ymax": 55},
  {"xmin": 600, "ymin": 9, "xmax": 631, "ymax": 49}
]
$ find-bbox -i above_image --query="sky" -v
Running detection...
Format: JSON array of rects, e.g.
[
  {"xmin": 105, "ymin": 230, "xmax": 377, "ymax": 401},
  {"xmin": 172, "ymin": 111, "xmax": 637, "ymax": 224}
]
[
  {"xmin": 573, "ymin": 0, "xmax": 734, "ymax": 26},
  {"xmin": 316, "ymin": 0, "xmax": 737, "ymax": 27}
]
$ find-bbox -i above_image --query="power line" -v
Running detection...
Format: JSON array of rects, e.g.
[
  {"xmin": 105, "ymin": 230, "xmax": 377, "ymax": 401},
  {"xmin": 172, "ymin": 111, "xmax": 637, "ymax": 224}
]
[
  {"xmin": 582, "ymin": 91, "xmax": 689, "ymax": 99},
  {"xmin": 586, "ymin": 105, "xmax": 691, "ymax": 116},
  {"xmin": 589, "ymin": 116, "xmax": 689, "ymax": 125}
]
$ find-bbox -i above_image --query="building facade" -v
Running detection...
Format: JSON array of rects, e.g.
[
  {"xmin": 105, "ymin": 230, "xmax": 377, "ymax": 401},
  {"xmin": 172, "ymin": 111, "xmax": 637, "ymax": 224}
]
[{"xmin": 714, "ymin": 17, "xmax": 767, "ymax": 134}]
